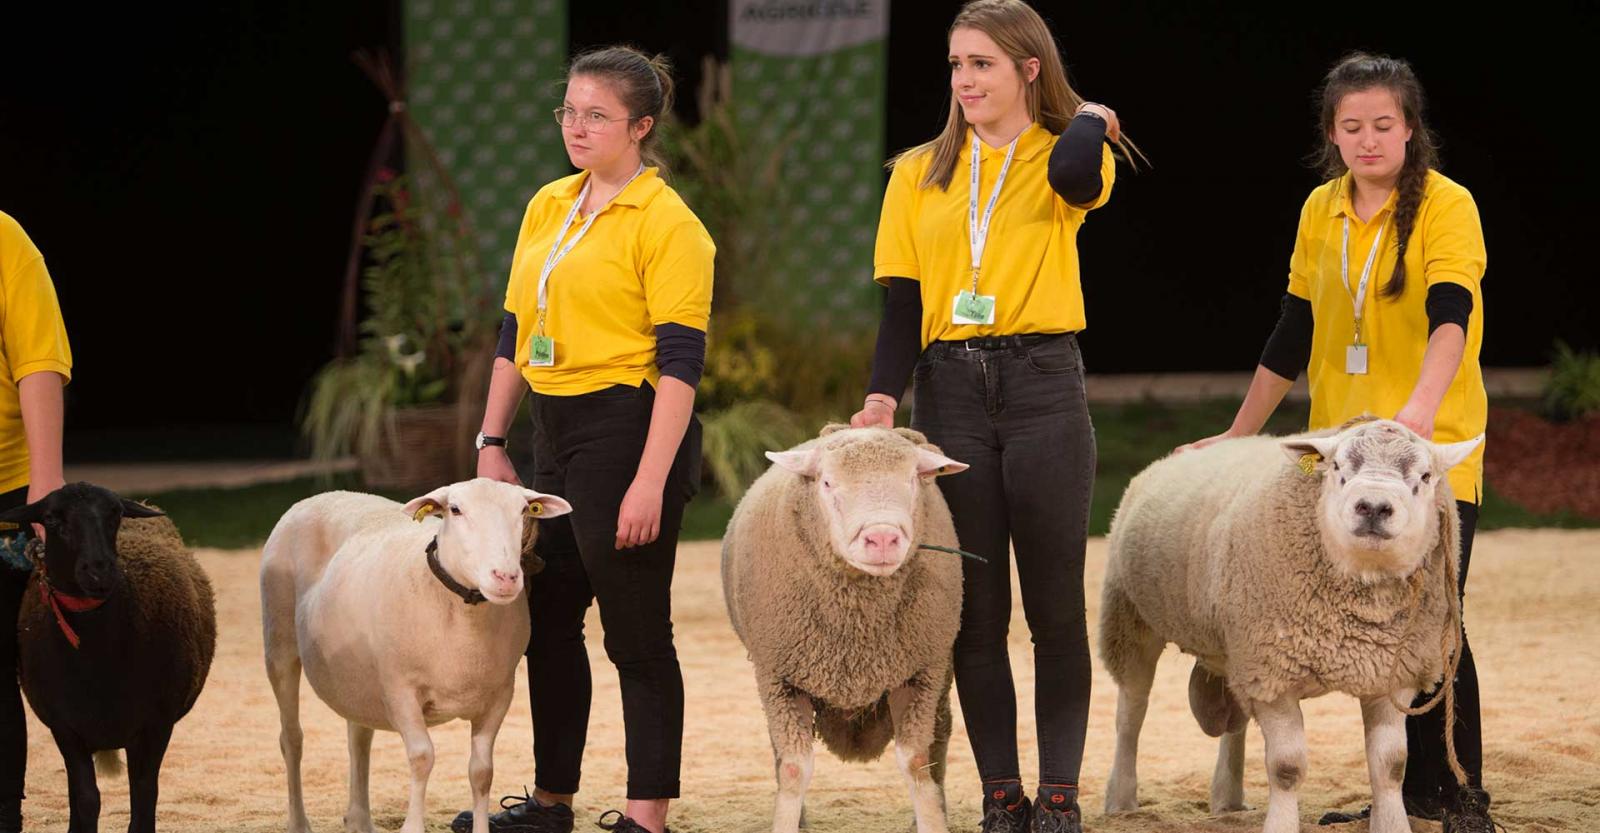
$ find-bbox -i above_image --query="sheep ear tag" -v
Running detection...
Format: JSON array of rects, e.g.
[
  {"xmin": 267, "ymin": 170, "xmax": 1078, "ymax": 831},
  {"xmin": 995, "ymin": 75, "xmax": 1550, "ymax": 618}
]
[
  {"xmin": 528, "ymin": 335, "xmax": 555, "ymax": 367},
  {"xmin": 0, "ymin": 521, "xmax": 18, "ymax": 531},
  {"xmin": 1297, "ymin": 453, "xmax": 1322, "ymax": 476},
  {"xmin": 412, "ymin": 505, "xmax": 439, "ymax": 522},
  {"xmin": 525, "ymin": 502, "xmax": 544, "ymax": 517}
]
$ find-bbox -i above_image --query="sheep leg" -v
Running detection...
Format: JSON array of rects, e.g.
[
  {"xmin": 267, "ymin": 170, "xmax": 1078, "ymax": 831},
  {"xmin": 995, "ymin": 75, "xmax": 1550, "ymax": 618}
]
[
  {"xmin": 1209, "ymin": 725, "xmax": 1247, "ymax": 814},
  {"xmin": 1251, "ymin": 695, "xmax": 1308, "ymax": 833},
  {"xmin": 263, "ymin": 586, "xmax": 312, "ymax": 833},
  {"xmin": 1361, "ymin": 688, "xmax": 1415, "ymax": 833},
  {"xmin": 758, "ymin": 670, "xmax": 814, "ymax": 833},
  {"xmin": 1104, "ymin": 631, "xmax": 1163, "ymax": 813},
  {"xmin": 124, "ymin": 722, "xmax": 173, "ymax": 833},
  {"xmin": 466, "ymin": 686, "xmax": 516, "ymax": 833},
  {"xmin": 52, "ymin": 727, "xmax": 100, "ymax": 833},
  {"xmin": 343, "ymin": 722, "xmax": 376, "ymax": 833},
  {"xmin": 386, "ymin": 695, "xmax": 435, "ymax": 833},
  {"xmin": 888, "ymin": 671, "xmax": 949, "ymax": 833}
]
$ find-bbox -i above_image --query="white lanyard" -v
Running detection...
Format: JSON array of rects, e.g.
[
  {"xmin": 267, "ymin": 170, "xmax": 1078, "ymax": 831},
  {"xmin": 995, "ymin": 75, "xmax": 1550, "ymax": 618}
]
[
  {"xmin": 968, "ymin": 134, "xmax": 1018, "ymax": 293},
  {"xmin": 535, "ymin": 165, "xmax": 645, "ymax": 332},
  {"xmin": 1340, "ymin": 215, "xmax": 1387, "ymax": 344}
]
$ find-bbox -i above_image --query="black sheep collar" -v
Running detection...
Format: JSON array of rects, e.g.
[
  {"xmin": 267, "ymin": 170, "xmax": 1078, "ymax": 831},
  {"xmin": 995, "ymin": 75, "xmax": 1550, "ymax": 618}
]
[{"xmin": 426, "ymin": 537, "xmax": 486, "ymax": 605}]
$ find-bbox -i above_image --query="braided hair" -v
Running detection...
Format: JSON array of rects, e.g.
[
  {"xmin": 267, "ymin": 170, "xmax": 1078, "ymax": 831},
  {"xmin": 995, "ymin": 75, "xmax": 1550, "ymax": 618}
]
[{"xmin": 1311, "ymin": 53, "xmax": 1439, "ymax": 300}]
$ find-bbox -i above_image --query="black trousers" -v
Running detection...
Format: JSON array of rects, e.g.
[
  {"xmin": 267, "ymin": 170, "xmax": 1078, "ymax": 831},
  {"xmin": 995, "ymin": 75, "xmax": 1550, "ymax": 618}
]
[
  {"xmin": 1, "ymin": 484, "xmax": 30, "ymax": 805},
  {"xmin": 1404, "ymin": 500, "xmax": 1485, "ymax": 798},
  {"xmin": 911, "ymin": 334, "xmax": 1096, "ymax": 788},
  {"xmin": 522, "ymin": 383, "xmax": 699, "ymax": 800}
]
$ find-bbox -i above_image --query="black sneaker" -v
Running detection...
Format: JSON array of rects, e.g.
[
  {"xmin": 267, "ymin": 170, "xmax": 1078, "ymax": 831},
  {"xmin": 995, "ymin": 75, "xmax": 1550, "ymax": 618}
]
[
  {"xmin": 1318, "ymin": 792, "xmax": 1444, "ymax": 825},
  {"xmin": 1441, "ymin": 786, "xmax": 1502, "ymax": 833},
  {"xmin": 981, "ymin": 792, "xmax": 1031, "ymax": 833},
  {"xmin": 1031, "ymin": 785, "xmax": 1081, "ymax": 833},
  {"xmin": 450, "ymin": 789, "xmax": 575, "ymax": 833},
  {"xmin": 595, "ymin": 810, "xmax": 671, "ymax": 832},
  {"xmin": 0, "ymin": 799, "xmax": 20, "ymax": 833}
]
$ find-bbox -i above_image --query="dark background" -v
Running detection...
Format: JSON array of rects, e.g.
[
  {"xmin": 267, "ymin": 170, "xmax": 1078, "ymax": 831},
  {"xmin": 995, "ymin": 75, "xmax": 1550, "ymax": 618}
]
[{"xmin": 1, "ymin": 1, "xmax": 1593, "ymax": 437}]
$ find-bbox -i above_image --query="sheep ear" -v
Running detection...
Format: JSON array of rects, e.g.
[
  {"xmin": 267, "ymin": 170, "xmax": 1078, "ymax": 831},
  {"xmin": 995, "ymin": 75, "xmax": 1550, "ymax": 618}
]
[
  {"xmin": 1431, "ymin": 435, "xmax": 1483, "ymax": 471},
  {"xmin": 766, "ymin": 449, "xmax": 821, "ymax": 478},
  {"xmin": 120, "ymin": 499, "xmax": 165, "ymax": 519},
  {"xmin": 1280, "ymin": 435, "xmax": 1340, "ymax": 466},
  {"xmin": 916, "ymin": 448, "xmax": 968, "ymax": 477},
  {"xmin": 522, "ymin": 489, "xmax": 573, "ymax": 519},
  {"xmin": 0, "ymin": 500, "xmax": 42, "ymax": 529},
  {"xmin": 402, "ymin": 486, "xmax": 452, "ymax": 521}
]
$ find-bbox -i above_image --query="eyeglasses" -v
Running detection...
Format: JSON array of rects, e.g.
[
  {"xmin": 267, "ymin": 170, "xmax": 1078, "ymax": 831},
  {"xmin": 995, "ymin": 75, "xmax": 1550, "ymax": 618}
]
[{"xmin": 553, "ymin": 107, "xmax": 634, "ymax": 133}]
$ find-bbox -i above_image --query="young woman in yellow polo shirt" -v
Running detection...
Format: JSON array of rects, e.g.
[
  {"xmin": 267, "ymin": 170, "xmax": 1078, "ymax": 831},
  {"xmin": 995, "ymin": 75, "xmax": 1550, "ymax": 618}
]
[
  {"xmin": 460, "ymin": 47, "xmax": 712, "ymax": 833},
  {"xmin": 850, "ymin": 2, "xmax": 1140, "ymax": 830},
  {"xmin": 1184, "ymin": 53, "xmax": 1496, "ymax": 833},
  {"xmin": 0, "ymin": 210, "xmax": 72, "ymax": 833}
]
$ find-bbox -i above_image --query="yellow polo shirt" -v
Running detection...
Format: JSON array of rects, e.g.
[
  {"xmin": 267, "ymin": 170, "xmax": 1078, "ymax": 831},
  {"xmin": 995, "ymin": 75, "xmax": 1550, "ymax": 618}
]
[
  {"xmin": 0, "ymin": 211, "xmax": 73, "ymax": 494},
  {"xmin": 505, "ymin": 167, "xmax": 715, "ymax": 396},
  {"xmin": 1287, "ymin": 170, "xmax": 1487, "ymax": 501},
  {"xmin": 873, "ymin": 123, "xmax": 1116, "ymax": 347}
]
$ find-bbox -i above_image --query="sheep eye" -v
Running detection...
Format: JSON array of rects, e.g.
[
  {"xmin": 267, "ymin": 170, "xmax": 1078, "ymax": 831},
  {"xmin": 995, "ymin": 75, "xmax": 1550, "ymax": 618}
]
[
  {"xmin": 1420, "ymin": 472, "xmax": 1432, "ymax": 483},
  {"xmin": 821, "ymin": 480, "xmax": 834, "ymax": 490},
  {"xmin": 1339, "ymin": 477, "xmax": 1346, "ymax": 486},
  {"xmin": 449, "ymin": 505, "xmax": 462, "ymax": 516},
  {"xmin": 1332, "ymin": 461, "xmax": 1340, "ymax": 471}
]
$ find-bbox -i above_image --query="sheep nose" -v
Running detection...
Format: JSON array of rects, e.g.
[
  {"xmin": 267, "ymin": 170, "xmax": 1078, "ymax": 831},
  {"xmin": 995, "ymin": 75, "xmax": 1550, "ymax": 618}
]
[
  {"xmin": 864, "ymin": 530, "xmax": 902, "ymax": 553},
  {"xmin": 491, "ymin": 569, "xmax": 520, "ymax": 585},
  {"xmin": 1354, "ymin": 499, "xmax": 1393, "ymax": 520}
]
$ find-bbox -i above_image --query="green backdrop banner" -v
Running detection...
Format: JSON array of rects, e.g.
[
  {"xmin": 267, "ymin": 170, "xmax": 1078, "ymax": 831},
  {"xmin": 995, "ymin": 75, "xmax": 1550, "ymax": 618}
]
[
  {"xmin": 731, "ymin": 0, "xmax": 889, "ymax": 334},
  {"xmin": 404, "ymin": 0, "xmax": 569, "ymax": 282}
]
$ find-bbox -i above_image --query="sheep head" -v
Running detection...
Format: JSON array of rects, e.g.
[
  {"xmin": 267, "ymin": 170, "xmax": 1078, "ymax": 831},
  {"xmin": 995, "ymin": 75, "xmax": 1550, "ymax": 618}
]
[
  {"xmin": 0, "ymin": 483, "xmax": 164, "ymax": 600},
  {"xmin": 1281, "ymin": 419, "xmax": 1481, "ymax": 581},
  {"xmin": 767, "ymin": 427, "xmax": 966, "ymax": 577},
  {"xmin": 402, "ymin": 478, "xmax": 572, "ymax": 605}
]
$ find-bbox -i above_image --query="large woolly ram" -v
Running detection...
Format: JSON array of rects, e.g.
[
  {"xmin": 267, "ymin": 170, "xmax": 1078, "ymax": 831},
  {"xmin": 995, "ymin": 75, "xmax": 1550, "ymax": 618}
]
[
  {"xmin": 1099, "ymin": 418, "xmax": 1480, "ymax": 833},
  {"xmin": 722, "ymin": 426, "xmax": 967, "ymax": 833}
]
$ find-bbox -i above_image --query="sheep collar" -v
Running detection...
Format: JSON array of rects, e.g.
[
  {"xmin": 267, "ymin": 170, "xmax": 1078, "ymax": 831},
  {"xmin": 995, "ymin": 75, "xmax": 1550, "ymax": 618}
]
[
  {"xmin": 425, "ymin": 536, "xmax": 486, "ymax": 605},
  {"xmin": 25, "ymin": 540, "xmax": 106, "ymax": 650}
]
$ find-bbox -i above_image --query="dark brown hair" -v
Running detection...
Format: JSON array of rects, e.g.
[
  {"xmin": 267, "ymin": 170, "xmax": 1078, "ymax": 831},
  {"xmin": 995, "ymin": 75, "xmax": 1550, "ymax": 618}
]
[
  {"xmin": 568, "ymin": 45, "xmax": 676, "ymax": 172},
  {"xmin": 1312, "ymin": 52, "xmax": 1439, "ymax": 300}
]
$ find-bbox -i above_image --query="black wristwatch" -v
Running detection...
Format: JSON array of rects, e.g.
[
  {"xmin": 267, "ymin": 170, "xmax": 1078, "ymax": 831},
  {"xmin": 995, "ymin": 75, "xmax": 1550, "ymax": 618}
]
[{"xmin": 475, "ymin": 431, "xmax": 507, "ymax": 451}]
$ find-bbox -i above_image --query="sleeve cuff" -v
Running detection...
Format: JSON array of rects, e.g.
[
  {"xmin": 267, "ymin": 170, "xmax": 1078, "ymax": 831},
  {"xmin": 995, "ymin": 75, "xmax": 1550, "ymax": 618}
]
[{"xmin": 11, "ymin": 360, "xmax": 71, "ymax": 386}]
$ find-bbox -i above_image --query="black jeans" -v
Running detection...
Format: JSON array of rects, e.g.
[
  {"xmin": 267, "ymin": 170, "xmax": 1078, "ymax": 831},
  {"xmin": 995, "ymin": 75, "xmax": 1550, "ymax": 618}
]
[
  {"xmin": 910, "ymin": 333, "xmax": 1096, "ymax": 788},
  {"xmin": 1404, "ymin": 500, "xmax": 1484, "ymax": 798},
  {"xmin": 523, "ymin": 383, "xmax": 699, "ymax": 800},
  {"xmin": 1, "ymin": 484, "xmax": 29, "ymax": 805}
]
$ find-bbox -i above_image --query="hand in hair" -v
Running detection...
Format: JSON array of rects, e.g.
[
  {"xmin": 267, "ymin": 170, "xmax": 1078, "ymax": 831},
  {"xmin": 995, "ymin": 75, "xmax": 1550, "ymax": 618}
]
[{"xmin": 1076, "ymin": 101, "xmax": 1121, "ymax": 142}]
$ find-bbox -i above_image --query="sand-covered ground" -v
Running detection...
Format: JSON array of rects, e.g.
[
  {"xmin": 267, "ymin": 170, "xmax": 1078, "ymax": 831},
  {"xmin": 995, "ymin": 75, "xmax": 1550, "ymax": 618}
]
[{"xmin": 19, "ymin": 530, "xmax": 1600, "ymax": 832}]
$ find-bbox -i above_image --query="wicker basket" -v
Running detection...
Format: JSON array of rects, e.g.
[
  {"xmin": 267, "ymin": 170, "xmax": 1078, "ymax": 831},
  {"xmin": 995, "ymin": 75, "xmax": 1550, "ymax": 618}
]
[{"xmin": 358, "ymin": 404, "xmax": 463, "ymax": 491}]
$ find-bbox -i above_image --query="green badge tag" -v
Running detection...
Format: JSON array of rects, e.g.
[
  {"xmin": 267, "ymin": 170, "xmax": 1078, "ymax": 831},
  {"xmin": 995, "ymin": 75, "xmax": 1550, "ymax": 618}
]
[
  {"xmin": 528, "ymin": 335, "xmax": 555, "ymax": 367},
  {"xmin": 951, "ymin": 291, "xmax": 997, "ymax": 325}
]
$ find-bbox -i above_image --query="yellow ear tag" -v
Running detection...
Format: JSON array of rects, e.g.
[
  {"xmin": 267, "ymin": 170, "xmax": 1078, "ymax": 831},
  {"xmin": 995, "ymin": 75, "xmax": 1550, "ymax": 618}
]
[
  {"xmin": 412, "ymin": 505, "xmax": 437, "ymax": 522},
  {"xmin": 526, "ymin": 503, "xmax": 544, "ymax": 517},
  {"xmin": 1297, "ymin": 453, "xmax": 1322, "ymax": 476},
  {"xmin": 0, "ymin": 521, "xmax": 18, "ymax": 531}
]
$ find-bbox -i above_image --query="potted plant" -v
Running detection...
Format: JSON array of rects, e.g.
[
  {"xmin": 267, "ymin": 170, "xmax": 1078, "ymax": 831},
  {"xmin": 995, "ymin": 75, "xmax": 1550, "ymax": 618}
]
[{"xmin": 301, "ymin": 166, "xmax": 499, "ymax": 490}]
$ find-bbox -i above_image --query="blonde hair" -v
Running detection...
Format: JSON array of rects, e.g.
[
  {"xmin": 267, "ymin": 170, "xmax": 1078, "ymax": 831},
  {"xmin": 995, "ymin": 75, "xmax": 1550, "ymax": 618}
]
[{"xmin": 891, "ymin": 0, "xmax": 1145, "ymax": 189}]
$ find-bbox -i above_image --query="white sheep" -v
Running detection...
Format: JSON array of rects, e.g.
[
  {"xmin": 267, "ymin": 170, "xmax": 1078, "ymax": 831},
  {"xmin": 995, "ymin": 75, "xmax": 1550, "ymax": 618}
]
[
  {"xmin": 260, "ymin": 478, "xmax": 571, "ymax": 833},
  {"xmin": 722, "ymin": 425, "xmax": 968, "ymax": 833},
  {"xmin": 1099, "ymin": 418, "xmax": 1481, "ymax": 833}
]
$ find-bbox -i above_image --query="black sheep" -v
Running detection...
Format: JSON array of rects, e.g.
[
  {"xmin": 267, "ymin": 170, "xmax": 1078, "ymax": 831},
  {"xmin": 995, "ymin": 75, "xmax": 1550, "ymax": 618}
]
[{"xmin": 0, "ymin": 483, "xmax": 216, "ymax": 833}]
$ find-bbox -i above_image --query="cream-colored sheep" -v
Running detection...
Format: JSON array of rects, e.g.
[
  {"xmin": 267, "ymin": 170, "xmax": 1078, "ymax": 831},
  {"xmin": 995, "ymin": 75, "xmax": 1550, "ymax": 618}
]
[
  {"xmin": 1099, "ymin": 418, "xmax": 1481, "ymax": 833},
  {"xmin": 261, "ymin": 479, "xmax": 571, "ymax": 833},
  {"xmin": 722, "ymin": 426, "xmax": 967, "ymax": 833}
]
